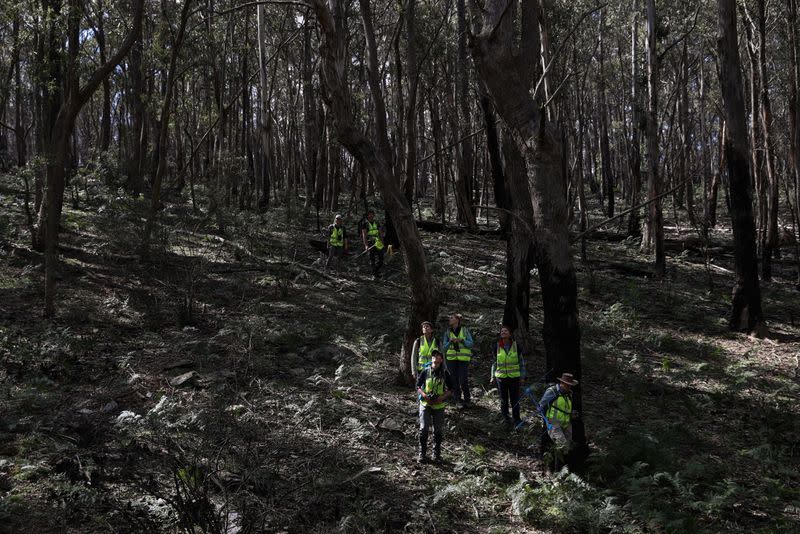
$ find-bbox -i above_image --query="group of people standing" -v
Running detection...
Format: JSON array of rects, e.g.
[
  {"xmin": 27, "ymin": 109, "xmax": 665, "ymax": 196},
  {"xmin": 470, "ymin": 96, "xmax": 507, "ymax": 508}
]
[
  {"xmin": 411, "ymin": 313, "xmax": 578, "ymax": 465},
  {"xmin": 323, "ymin": 210, "xmax": 579, "ymax": 466},
  {"xmin": 324, "ymin": 210, "xmax": 386, "ymax": 279}
]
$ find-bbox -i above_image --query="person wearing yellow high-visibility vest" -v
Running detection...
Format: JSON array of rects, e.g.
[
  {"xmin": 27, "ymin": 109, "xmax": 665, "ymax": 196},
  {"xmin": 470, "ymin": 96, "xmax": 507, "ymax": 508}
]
[
  {"xmin": 490, "ymin": 325, "xmax": 527, "ymax": 428},
  {"xmin": 410, "ymin": 321, "xmax": 440, "ymax": 379},
  {"xmin": 538, "ymin": 372, "xmax": 578, "ymax": 453},
  {"xmin": 325, "ymin": 214, "xmax": 348, "ymax": 271},
  {"xmin": 442, "ymin": 313, "xmax": 474, "ymax": 409},
  {"xmin": 360, "ymin": 209, "xmax": 385, "ymax": 279},
  {"xmin": 415, "ymin": 350, "xmax": 454, "ymax": 464}
]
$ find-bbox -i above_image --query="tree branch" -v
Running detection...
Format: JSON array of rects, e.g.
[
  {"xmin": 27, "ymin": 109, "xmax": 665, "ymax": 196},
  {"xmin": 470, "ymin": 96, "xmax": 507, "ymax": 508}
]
[
  {"xmin": 77, "ymin": 0, "xmax": 145, "ymax": 109},
  {"xmin": 214, "ymin": 0, "xmax": 310, "ymax": 15},
  {"xmin": 657, "ymin": 5, "xmax": 701, "ymax": 62},
  {"xmin": 533, "ymin": 3, "xmax": 607, "ymax": 101},
  {"xmin": 572, "ymin": 177, "xmax": 690, "ymax": 242}
]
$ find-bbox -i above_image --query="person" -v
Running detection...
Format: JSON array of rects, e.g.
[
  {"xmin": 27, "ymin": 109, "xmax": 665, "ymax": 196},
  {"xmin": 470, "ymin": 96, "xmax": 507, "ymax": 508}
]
[
  {"xmin": 415, "ymin": 350, "xmax": 455, "ymax": 464},
  {"xmin": 490, "ymin": 325, "xmax": 526, "ymax": 428},
  {"xmin": 360, "ymin": 209, "xmax": 385, "ymax": 279},
  {"xmin": 442, "ymin": 312, "xmax": 474, "ymax": 408},
  {"xmin": 411, "ymin": 321, "xmax": 439, "ymax": 379},
  {"xmin": 325, "ymin": 214, "xmax": 348, "ymax": 271},
  {"xmin": 538, "ymin": 372, "xmax": 578, "ymax": 457}
]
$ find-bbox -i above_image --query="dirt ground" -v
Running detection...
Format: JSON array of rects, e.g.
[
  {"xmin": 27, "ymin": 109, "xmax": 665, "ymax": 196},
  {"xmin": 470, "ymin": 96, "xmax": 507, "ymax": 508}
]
[{"xmin": 1, "ymin": 179, "xmax": 799, "ymax": 533}]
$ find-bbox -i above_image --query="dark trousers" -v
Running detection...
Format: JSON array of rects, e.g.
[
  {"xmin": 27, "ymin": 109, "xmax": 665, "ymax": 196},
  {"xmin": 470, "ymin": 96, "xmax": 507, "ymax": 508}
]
[
  {"xmin": 326, "ymin": 246, "xmax": 344, "ymax": 270},
  {"xmin": 369, "ymin": 247, "xmax": 385, "ymax": 276},
  {"xmin": 447, "ymin": 359, "xmax": 470, "ymax": 403},
  {"xmin": 496, "ymin": 376, "xmax": 521, "ymax": 424},
  {"xmin": 419, "ymin": 404, "xmax": 444, "ymax": 457}
]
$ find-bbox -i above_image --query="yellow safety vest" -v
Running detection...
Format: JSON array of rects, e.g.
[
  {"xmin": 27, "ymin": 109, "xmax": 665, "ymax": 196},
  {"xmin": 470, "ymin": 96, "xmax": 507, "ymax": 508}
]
[
  {"xmin": 445, "ymin": 327, "xmax": 472, "ymax": 361},
  {"xmin": 329, "ymin": 225, "xmax": 344, "ymax": 247},
  {"xmin": 545, "ymin": 387, "xmax": 573, "ymax": 426},
  {"xmin": 495, "ymin": 341, "xmax": 520, "ymax": 378},
  {"xmin": 366, "ymin": 221, "xmax": 384, "ymax": 250},
  {"xmin": 417, "ymin": 335, "xmax": 438, "ymax": 372},
  {"xmin": 421, "ymin": 373, "xmax": 446, "ymax": 409}
]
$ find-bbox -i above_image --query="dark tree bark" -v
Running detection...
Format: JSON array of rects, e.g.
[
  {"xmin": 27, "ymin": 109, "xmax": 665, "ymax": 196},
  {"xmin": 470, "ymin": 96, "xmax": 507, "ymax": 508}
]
[
  {"xmin": 643, "ymin": 0, "xmax": 665, "ymax": 277},
  {"xmin": 454, "ymin": 0, "xmax": 477, "ymax": 229},
  {"xmin": 598, "ymin": 10, "xmax": 614, "ymax": 218},
  {"xmin": 41, "ymin": 0, "xmax": 144, "ymax": 316},
  {"xmin": 627, "ymin": 0, "xmax": 643, "ymax": 236},
  {"xmin": 129, "ymin": 31, "xmax": 146, "ymax": 197},
  {"xmin": 501, "ymin": 129, "xmax": 533, "ymax": 338},
  {"xmin": 788, "ymin": 0, "xmax": 800, "ymax": 285},
  {"xmin": 96, "ymin": 0, "xmax": 112, "ymax": 152},
  {"xmin": 716, "ymin": 0, "xmax": 765, "ymax": 332},
  {"xmin": 470, "ymin": 0, "xmax": 584, "ymax": 449},
  {"xmin": 679, "ymin": 41, "xmax": 696, "ymax": 226},
  {"xmin": 302, "ymin": 20, "xmax": 317, "ymax": 210},
  {"xmin": 402, "ymin": 0, "xmax": 419, "ymax": 203},
  {"xmin": 140, "ymin": 0, "xmax": 193, "ymax": 261},
  {"xmin": 754, "ymin": 0, "xmax": 779, "ymax": 281},
  {"xmin": 479, "ymin": 87, "xmax": 510, "ymax": 235},
  {"xmin": 257, "ymin": 2, "xmax": 272, "ymax": 211}
]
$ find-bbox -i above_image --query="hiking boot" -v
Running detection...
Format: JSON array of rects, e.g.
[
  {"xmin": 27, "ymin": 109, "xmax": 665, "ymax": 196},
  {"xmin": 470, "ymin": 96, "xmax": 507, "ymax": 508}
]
[
  {"xmin": 433, "ymin": 438, "xmax": 442, "ymax": 464},
  {"xmin": 417, "ymin": 453, "xmax": 429, "ymax": 464}
]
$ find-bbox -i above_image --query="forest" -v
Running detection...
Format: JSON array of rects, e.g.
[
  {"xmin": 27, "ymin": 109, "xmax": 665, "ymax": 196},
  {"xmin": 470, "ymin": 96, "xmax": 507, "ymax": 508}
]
[{"xmin": 0, "ymin": 0, "xmax": 798, "ymax": 532}]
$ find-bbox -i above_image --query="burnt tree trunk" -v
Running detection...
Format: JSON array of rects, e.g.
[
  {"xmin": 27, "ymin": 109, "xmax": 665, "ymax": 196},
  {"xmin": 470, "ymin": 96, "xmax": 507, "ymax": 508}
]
[
  {"xmin": 716, "ymin": 0, "xmax": 765, "ymax": 332},
  {"xmin": 471, "ymin": 0, "xmax": 584, "ymax": 449}
]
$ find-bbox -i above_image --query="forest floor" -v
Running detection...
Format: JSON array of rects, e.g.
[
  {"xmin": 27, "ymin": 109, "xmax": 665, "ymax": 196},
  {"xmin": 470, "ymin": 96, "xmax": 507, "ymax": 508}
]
[{"xmin": 1, "ymin": 175, "xmax": 799, "ymax": 533}]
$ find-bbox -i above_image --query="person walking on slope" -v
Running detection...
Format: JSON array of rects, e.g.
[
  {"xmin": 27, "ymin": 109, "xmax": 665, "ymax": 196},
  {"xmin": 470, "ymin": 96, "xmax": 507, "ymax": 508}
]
[
  {"xmin": 360, "ymin": 209, "xmax": 386, "ymax": 279},
  {"xmin": 411, "ymin": 321, "xmax": 439, "ymax": 379},
  {"xmin": 416, "ymin": 350, "xmax": 454, "ymax": 464},
  {"xmin": 490, "ymin": 325, "xmax": 527, "ymax": 428},
  {"xmin": 443, "ymin": 312, "xmax": 474, "ymax": 408},
  {"xmin": 325, "ymin": 214, "xmax": 348, "ymax": 271},
  {"xmin": 538, "ymin": 373, "xmax": 578, "ymax": 458}
]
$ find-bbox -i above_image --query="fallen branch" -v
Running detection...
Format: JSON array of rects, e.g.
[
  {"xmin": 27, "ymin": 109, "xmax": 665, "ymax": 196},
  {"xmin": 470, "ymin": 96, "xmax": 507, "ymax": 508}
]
[{"xmin": 572, "ymin": 177, "xmax": 690, "ymax": 242}]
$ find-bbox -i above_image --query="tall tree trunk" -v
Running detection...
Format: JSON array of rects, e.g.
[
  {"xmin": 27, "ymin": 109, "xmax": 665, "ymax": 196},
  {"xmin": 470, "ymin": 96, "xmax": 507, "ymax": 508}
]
[
  {"xmin": 756, "ymin": 0, "xmax": 779, "ymax": 281},
  {"xmin": 643, "ymin": 0, "xmax": 665, "ymax": 276},
  {"xmin": 716, "ymin": 0, "xmax": 765, "ymax": 332},
  {"xmin": 598, "ymin": 10, "xmax": 614, "ymax": 218},
  {"xmin": 311, "ymin": 0, "xmax": 437, "ymax": 385},
  {"xmin": 42, "ymin": 0, "xmax": 144, "ymax": 316},
  {"xmin": 257, "ymin": 3, "xmax": 272, "ymax": 211},
  {"xmin": 402, "ymin": 0, "xmax": 419, "ymax": 203},
  {"xmin": 479, "ymin": 87, "xmax": 509, "ymax": 235},
  {"xmin": 501, "ymin": 129, "xmax": 534, "ymax": 339},
  {"xmin": 788, "ymin": 0, "xmax": 800, "ymax": 285},
  {"xmin": 628, "ymin": 0, "xmax": 643, "ymax": 237},
  {"xmin": 471, "ymin": 0, "xmax": 584, "ymax": 451},
  {"xmin": 140, "ymin": 0, "xmax": 193, "ymax": 260},
  {"xmin": 302, "ymin": 21, "xmax": 317, "ymax": 210},
  {"xmin": 455, "ymin": 0, "xmax": 477, "ymax": 229},
  {"xmin": 129, "ymin": 33, "xmax": 146, "ymax": 197},
  {"xmin": 96, "ymin": 0, "xmax": 112, "ymax": 152},
  {"xmin": 680, "ymin": 41, "xmax": 696, "ymax": 226}
]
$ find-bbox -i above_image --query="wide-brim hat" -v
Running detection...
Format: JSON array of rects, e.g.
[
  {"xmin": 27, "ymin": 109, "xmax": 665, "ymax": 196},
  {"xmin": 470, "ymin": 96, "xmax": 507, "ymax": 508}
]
[{"xmin": 557, "ymin": 373, "xmax": 579, "ymax": 386}]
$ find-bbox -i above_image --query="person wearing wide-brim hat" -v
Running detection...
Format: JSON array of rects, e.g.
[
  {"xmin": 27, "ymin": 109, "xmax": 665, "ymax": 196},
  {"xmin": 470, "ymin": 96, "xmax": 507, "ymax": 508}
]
[{"xmin": 538, "ymin": 372, "xmax": 579, "ymax": 462}]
